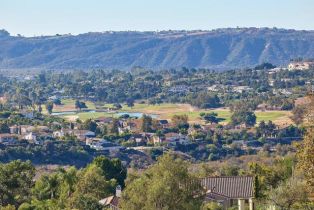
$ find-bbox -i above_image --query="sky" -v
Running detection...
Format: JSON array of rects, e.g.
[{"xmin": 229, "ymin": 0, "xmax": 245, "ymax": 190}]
[{"xmin": 1, "ymin": 0, "xmax": 314, "ymax": 36}]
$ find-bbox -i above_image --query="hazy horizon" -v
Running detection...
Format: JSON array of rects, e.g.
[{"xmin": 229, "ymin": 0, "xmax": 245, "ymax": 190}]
[
  {"xmin": 2, "ymin": 27, "xmax": 314, "ymax": 38},
  {"xmin": 1, "ymin": 0, "xmax": 314, "ymax": 36}
]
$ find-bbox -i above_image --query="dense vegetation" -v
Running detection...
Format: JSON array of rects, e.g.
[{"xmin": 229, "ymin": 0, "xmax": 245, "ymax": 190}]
[
  {"xmin": 0, "ymin": 64, "xmax": 314, "ymax": 209},
  {"xmin": 0, "ymin": 156, "xmax": 126, "ymax": 210},
  {"xmin": 1, "ymin": 65, "xmax": 313, "ymax": 110},
  {"xmin": 0, "ymin": 147, "xmax": 313, "ymax": 209}
]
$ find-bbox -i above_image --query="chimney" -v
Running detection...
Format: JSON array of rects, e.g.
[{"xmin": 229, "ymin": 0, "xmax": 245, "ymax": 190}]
[{"xmin": 115, "ymin": 185, "xmax": 122, "ymax": 198}]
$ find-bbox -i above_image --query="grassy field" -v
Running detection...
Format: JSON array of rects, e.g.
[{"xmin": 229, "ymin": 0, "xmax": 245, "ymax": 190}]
[
  {"xmin": 76, "ymin": 112, "xmax": 114, "ymax": 121},
  {"xmin": 53, "ymin": 100, "xmax": 292, "ymax": 126},
  {"xmin": 159, "ymin": 109, "xmax": 290, "ymax": 124},
  {"xmin": 53, "ymin": 99, "xmax": 96, "ymax": 112}
]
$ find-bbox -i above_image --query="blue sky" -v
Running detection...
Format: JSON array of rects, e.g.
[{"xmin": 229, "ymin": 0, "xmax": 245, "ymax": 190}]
[{"xmin": 1, "ymin": 0, "xmax": 313, "ymax": 36}]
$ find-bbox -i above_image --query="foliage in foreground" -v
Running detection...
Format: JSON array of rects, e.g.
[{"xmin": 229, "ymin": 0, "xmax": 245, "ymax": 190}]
[
  {"xmin": 0, "ymin": 156, "xmax": 126, "ymax": 210},
  {"xmin": 120, "ymin": 154, "xmax": 204, "ymax": 210}
]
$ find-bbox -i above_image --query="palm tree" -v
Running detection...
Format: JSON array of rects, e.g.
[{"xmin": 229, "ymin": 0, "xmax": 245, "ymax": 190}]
[{"xmin": 58, "ymin": 167, "xmax": 78, "ymax": 197}]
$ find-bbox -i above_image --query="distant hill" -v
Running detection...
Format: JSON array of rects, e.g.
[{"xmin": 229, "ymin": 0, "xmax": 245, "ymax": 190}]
[{"xmin": 1, "ymin": 28, "xmax": 314, "ymax": 70}]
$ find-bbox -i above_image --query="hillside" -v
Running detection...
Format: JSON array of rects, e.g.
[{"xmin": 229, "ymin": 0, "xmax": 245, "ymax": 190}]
[{"xmin": 1, "ymin": 28, "xmax": 314, "ymax": 70}]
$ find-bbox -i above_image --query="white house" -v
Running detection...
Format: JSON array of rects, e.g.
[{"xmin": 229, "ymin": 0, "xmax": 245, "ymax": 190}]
[
  {"xmin": 24, "ymin": 132, "xmax": 38, "ymax": 144},
  {"xmin": 288, "ymin": 61, "xmax": 314, "ymax": 70},
  {"xmin": 53, "ymin": 129, "xmax": 95, "ymax": 141},
  {"xmin": 86, "ymin": 138, "xmax": 124, "ymax": 152}
]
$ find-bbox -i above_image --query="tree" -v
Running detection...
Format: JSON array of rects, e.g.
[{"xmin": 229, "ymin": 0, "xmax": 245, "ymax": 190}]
[
  {"xmin": 231, "ymin": 110, "xmax": 256, "ymax": 127},
  {"xmin": 32, "ymin": 173, "xmax": 60, "ymax": 200},
  {"xmin": 248, "ymin": 158, "xmax": 294, "ymax": 199},
  {"xmin": 19, "ymin": 199, "xmax": 60, "ymax": 210},
  {"xmin": 38, "ymin": 105, "xmax": 43, "ymax": 113},
  {"xmin": 190, "ymin": 92, "xmax": 221, "ymax": 109},
  {"xmin": 266, "ymin": 121, "xmax": 276, "ymax": 137},
  {"xmin": 126, "ymin": 98, "xmax": 134, "ymax": 108},
  {"xmin": 82, "ymin": 119, "xmax": 98, "ymax": 132},
  {"xmin": 75, "ymin": 100, "xmax": 80, "ymax": 110},
  {"xmin": 141, "ymin": 114, "xmax": 153, "ymax": 132},
  {"xmin": 291, "ymin": 105, "xmax": 306, "ymax": 125},
  {"xmin": 110, "ymin": 118, "xmax": 119, "ymax": 135},
  {"xmin": 114, "ymin": 103, "xmax": 122, "ymax": 110},
  {"xmin": 11, "ymin": 88, "xmax": 32, "ymax": 110},
  {"xmin": 257, "ymin": 120, "xmax": 267, "ymax": 137},
  {"xmin": 22, "ymin": 167, "xmax": 78, "ymax": 210},
  {"xmin": 172, "ymin": 114, "xmax": 189, "ymax": 129},
  {"xmin": 257, "ymin": 121, "xmax": 277, "ymax": 138},
  {"xmin": 68, "ymin": 194, "xmax": 103, "ymax": 210},
  {"xmin": 53, "ymin": 98, "xmax": 62, "ymax": 105},
  {"xmin": 268, "ymin": 177, "xmax": 310, "ymax": 210},
  {"xmin": 200, "ymin": 112, "xmax": 219, "ymax": 124},
  {"xmin": 69, "ymin": 165, "xmax": 116, "ymax": 209},
  {"xmin": 296, "ymin": 94, "xmax": 314, "ymax": 191},
  {"xmin": 92, "ymin": 156, "xmax": 127, "ymax": 187},
  {"xmin": 1, "ymin": 204, "xmax": 16, "ymax": 210},
  {"xmin": 254, "ymin": 62, "xmax": 276, "ymax": 70},
  {"xmin": 230, "ymin": 101, "xmax": 257, "ymax": 127},
  {"xmin": 0, "ymin": 160, "xmax": 35, "ymax": 207},
  {"xmin": 57, "ymin": 167, "xmax": 78, "ymax": 205},
  {"xmin": 75, "ymin": 100, "xmax": 87, "ymax": 111},
  {"xmin": 296, "ymin": 127, "xmax": 314, "ymax": 191},
  {"xmin": 0, "ymin": 122, "xmax": 10, "ymax": 133},
  {"xmin": 120, "ymin": 154, "xmax": 204, "ymax": 210},
  {"xmin": 201, "ymin": 202, "xmax": 223, "ymax": 210},
  {"xmin": 45, "ymin": 101, "xmax": 54, "ymax": 115}
]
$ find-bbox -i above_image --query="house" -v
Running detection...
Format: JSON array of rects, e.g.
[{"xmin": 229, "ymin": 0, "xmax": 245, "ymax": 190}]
[
  {"xmin": 53, "ymin": 129, "xmax": 95, "ymax": 141},
  {"xmin": 153, "ymin": 133, "xmax": 190, "ymax": 146},
  {"xmin": 86, "ymin": 138, "xmax": 124, "ymax": 152},
  {"xmin": 207, "ymin": 84, "xmax": 229, "ymax": 92},
  {"xmin": 53, "ymin": 130, "xmax": 67, "ymax": 138},
  {"xmin": 118, "ymin": 126, "xmax": 129, "ymax": 135},
  {"xmin": 9, "ymin": 125, "xmax": 34, "ymax": 135},
  {"xmin": 129, "ymin": 133, "xmax": 146, "ymax": 145},
  {"xmin": 169, "ymin": 85, "xmax": 189, "ymax": 93},
  {"xmin": 288, "ymin": 61, "xmax": 314, "ymax": 70},
  {"xmin": 117, "ymin": 119, "xmax": 140, "ymax": 134},
  {"xmin": 153, "ymin": 135, "xmax": 164, "ymax": 145},
  {"xmin": 166, "ymin": 133, "xmax": 190, "ymax": 145},
  {"xmin": 74, "ymin": 130, "xmax": 95, "ymax": 141},
  {"xmin": 273, "ymin": 89, "xmax": 292, "ymax": 96},
  {"xmin": 9, "ymin": 125, "xmax": 20, "ymax": 134},
  {"xmin": 201, "ymin": 176, "xmax": 254, "ymax": 210},
  {"xmin": 0, "ymin": 134, "xmax": 19, "ymax": 145},
  {"xmin": 24, "ymin": 132, "xmax": 38, "ymax": 144},
  {"xmin": 95, "ymin": 117, "xmax": 114, "ymax": 124},
  {"xmin": 20, "ymin": 125, "xmax": 34, "ymax": 134},
  {"xmin": 232, "ymin": 86, "xmax": 253, "ymax": 93},
  {"xmin": 99, "ymin": 185, "xmax": 121, "ymax": 210},
  {"xmin": 268, "ymin": 79, "xmax": 275, "ymax": 87},
  {"xmin": 207, "ymin": 85, "xmax": 220, "ymax": 92}
]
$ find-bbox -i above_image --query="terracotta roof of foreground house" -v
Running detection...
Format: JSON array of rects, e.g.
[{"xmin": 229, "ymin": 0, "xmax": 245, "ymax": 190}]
[{"xmin": 201, "ymin": 176, "xmax": 254, "ymax": 199}]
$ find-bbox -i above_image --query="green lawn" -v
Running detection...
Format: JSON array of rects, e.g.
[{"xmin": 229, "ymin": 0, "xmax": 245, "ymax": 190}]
[
  {"xmin": 164, "ymin": 110, "xmax": 231, "ymax": 122},
  {"xmin": 76, "ymin": 112, "xmax": 114, "ymax": 121},
  {"xmin": 49, "ymin": 101, "xmax": 291, "ymax": 125},
  {"xmin": 120, "ymin": 103, "xmax": 179, "ymax": 112},
  {"xmin": 164, "ymin": 110, "xmax": 290, "ymax": 123},
  {"xmin": 60, "ymin": 99, "xmax": 96, "ymax": 110},
  {"xmin": 255, "ymin": 111, "xmax": 289, "ymax": 122}
]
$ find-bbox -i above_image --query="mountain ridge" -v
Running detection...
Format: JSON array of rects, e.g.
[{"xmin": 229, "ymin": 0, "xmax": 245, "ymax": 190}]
[{"xmin": 1, "ymin": 28, "xmax": 314, "ymax": 70}]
